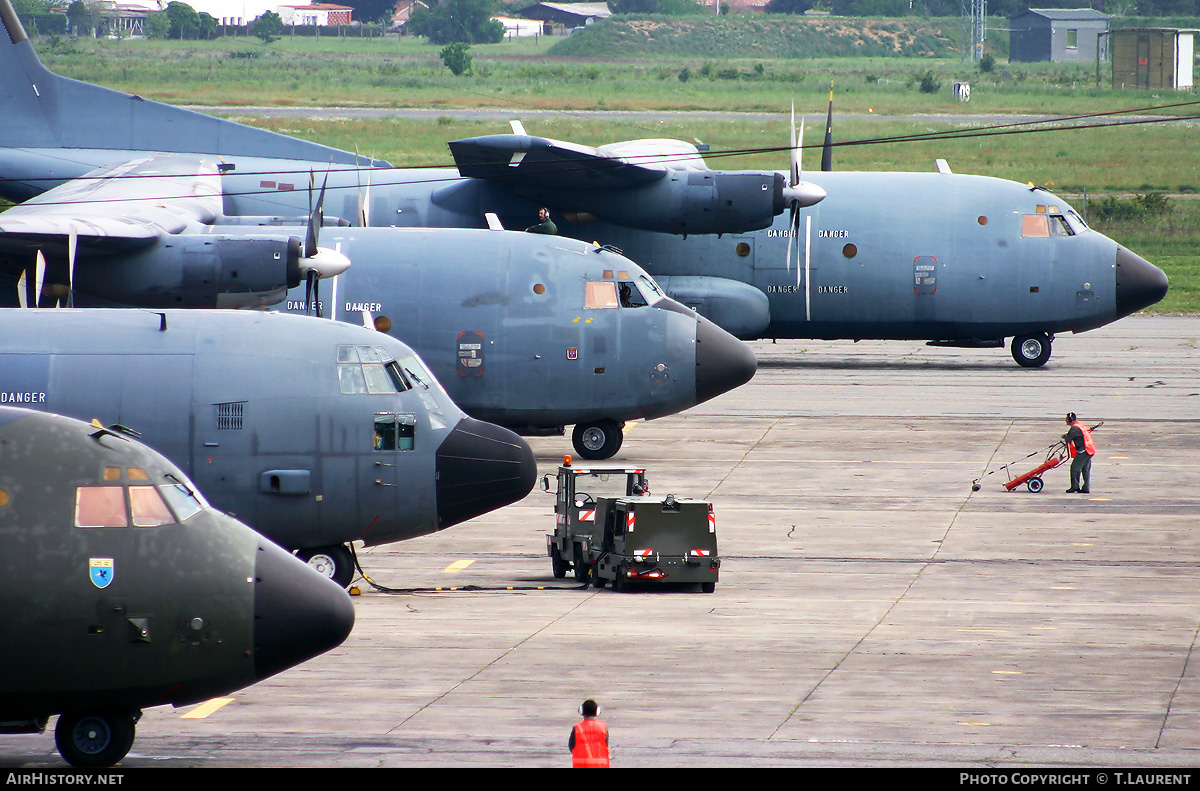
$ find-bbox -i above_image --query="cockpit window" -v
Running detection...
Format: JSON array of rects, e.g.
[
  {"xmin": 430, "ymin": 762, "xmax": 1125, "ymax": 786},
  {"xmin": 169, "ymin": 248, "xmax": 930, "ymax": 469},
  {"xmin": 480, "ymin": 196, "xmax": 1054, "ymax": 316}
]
[
  {"xmin": 129, "ymin": 486, "xmax": 175, "ymax": 527},
  {"xmin": 374, "ymin": 413, "xmax": 416, "ymax": 451},
  {"xmin": 585, "ymin": 281, "xmax": 619, "ymax": 309},
  {"xmin": 75, "ymin": 486, "xmax": 128, "ymax": 528},
  {"xmin": 1021, "ymin": 215, "xmax": 1050, "ymax": 238},
  {"xmin": 76, "ymin": 472, "xmax": 205, "ymax": 528},
  {"xmin": 1023, "ymin": 213, "xmax": 1082, "ymax": 238},
  {"xmin": 338, "ymin": 345, "xmax": 411, "ymax": 395},
  {"xmin": 638, "ymin": 275, "xmax": 665, "ymax": 303},
  {"xmin": 160, "ymin": 477, "xmax": 204, "ymax": 522},
  {"xmin": 618, "ymin": 282, "xmax": 648, "ymax": 308},
  {"xmin": 1049, "ymin": 215, "xmax": 1074, "ymax": 236}
]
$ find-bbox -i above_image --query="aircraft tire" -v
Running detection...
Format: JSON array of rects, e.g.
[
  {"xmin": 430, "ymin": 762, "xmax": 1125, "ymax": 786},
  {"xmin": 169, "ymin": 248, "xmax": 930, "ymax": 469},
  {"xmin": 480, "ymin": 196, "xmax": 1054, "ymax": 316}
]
[
  {"xmin": 572, "ymin": 420, "xmax": 624, "ymax": 460},
  {"xmin": 1011, "ymin": 333, "xmax": 1052, "ymax": 368},
  {"xmin": 55, "ymin": 711, "xmax": 137, "ymax": 769},
  {"xmin": 298, "ymin": 544, "xmax": 356, "ymax": 589},
  {"xmin": 573, "ymin": 546, "xmax": 589, "ymax": 583}
]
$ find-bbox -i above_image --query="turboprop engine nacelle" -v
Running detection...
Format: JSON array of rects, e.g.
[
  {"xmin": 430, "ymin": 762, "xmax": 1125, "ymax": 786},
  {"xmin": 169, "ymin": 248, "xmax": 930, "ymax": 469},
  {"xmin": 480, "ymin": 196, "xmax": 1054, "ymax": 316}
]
[
  {"xmin": 555, "ymin": 171, "xmax": 784, "ymax": 236},
  {"xmin": 74, "ymin": 235, "xmax": 303, "ymax": 308}
]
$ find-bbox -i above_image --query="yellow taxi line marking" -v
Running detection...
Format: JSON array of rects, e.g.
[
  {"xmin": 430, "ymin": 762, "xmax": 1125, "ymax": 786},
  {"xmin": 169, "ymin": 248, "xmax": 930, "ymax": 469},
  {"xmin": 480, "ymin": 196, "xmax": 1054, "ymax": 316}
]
[
  {"xmin": 992, "ymin": 670, "xmax": 1022, "ymax": 675},
  {"xmin": 1051, "ymin": 586, "xmax": 1076, "ymax": 590},
  {"xmin": 181, "ymin": 698, "xmax": 235, "ymax": 719},
  {"xmin": 443, "ymin": 559, "xmax": 475, "ymax": 573}
]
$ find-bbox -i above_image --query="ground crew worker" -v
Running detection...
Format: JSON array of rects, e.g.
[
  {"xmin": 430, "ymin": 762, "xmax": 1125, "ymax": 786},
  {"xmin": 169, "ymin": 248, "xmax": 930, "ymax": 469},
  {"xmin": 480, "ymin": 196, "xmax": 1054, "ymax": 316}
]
[
  {"xmin": 1063, "ymin": 412, "xmax": 1096, "ymax": 494},
  {"xmin": 569, "ymin": 699, "xmax": 609, "ymax": 768},
  {"xmin": 526, "ymin": 207, "xmax": 557, "ymax": 235}
]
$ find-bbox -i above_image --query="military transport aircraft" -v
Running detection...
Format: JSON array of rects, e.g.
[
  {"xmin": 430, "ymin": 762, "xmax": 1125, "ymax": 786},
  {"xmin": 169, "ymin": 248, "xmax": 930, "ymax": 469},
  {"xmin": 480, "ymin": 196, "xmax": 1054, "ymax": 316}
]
[
  {"xmin": 0, "ymin": 308, "xmax": 536, "ymax": 587},
  {"xmin": 0, "ymin": 0, "xmax": 1164, "ymax": 368},
  {"xmin": 439, "ymin": 129, "xmax": 1170, "ymax": 367},
  {"xmin": 0, "ymin": 406, "xmax": 354, "ymax": 768},
  {"xmin": 0, "ymin": 4, "xmax": 756, "ymax": 459}
]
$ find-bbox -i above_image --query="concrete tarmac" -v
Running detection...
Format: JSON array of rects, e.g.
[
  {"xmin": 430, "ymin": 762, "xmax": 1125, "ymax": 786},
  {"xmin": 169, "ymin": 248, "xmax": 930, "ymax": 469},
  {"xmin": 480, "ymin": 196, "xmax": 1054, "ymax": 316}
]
[{"xmin": 4, "ymin": 315, "xmax": 1199, "ymax": 768}]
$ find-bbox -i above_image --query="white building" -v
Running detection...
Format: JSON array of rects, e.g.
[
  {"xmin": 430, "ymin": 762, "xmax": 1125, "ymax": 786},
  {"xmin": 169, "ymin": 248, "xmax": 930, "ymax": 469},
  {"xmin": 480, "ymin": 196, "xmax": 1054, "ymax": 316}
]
[{"xmin": 495, "ymin": 16, "xmax": 543, "ymax": 37}]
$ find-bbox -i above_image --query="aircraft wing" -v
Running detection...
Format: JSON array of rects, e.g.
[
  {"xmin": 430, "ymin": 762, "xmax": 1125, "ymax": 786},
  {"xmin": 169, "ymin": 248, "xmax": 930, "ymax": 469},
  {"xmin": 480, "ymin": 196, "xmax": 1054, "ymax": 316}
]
[
  {"xmin": 0, "ymin": 154, "xmax": 223, "ymax": 255},
  {"xmin": 448, "ymin": 133, "xmax": 710, "ymax": 191}
]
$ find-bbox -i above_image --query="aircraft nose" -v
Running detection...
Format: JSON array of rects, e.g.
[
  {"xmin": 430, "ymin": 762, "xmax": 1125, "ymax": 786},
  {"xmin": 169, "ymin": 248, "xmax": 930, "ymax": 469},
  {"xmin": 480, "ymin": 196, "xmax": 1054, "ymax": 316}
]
[
  {"xmin": 694, "ymin": 314, "xmax": 758, "ymax": 404},
  {"xmin": 435, "ymin": 417, "xmax": 537, "ymax": 528},
  {"xmin": 252, "ymin": 541, "xmax": 355, "ymax": 681},
  {"xmin": 1115, "ymin": 246, "xmax": 1169, "ymax": 317}
]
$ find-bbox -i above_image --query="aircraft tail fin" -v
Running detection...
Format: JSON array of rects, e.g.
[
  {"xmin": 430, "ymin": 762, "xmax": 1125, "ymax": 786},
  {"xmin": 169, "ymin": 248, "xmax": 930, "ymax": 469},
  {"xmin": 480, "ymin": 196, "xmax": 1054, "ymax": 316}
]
[{"xmin": 0, "ymin": 0, "xmax": 368, "ymax": 165}]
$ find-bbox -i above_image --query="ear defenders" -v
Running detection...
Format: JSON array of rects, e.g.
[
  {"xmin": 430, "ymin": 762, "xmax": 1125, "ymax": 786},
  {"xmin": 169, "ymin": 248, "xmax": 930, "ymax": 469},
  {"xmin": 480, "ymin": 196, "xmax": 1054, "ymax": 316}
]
[{"xmin": 579, "ymin": 702, "xmax": 601, "ymax": 716}]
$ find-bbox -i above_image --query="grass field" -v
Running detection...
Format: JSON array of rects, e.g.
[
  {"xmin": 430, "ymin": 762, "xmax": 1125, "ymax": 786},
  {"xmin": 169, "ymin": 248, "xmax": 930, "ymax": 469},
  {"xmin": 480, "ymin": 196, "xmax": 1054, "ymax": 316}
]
[{"xmin": 15, "ymin": 22, "xmax": 1200, "ymax": 313}]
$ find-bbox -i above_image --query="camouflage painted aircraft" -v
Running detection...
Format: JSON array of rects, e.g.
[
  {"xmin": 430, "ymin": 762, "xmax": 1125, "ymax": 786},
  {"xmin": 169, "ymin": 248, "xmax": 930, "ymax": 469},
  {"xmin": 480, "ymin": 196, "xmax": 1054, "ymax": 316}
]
[
  {"xmin": 0, "ymin": 406, "xmax": 355, "ymax": 767},
  {"xmin": 0, "ymin": 2, "xmax": 756, "ymax": 459},
  {"xmin": 0, "ymin": 309, "xmax": 537, "ymax": 587}
]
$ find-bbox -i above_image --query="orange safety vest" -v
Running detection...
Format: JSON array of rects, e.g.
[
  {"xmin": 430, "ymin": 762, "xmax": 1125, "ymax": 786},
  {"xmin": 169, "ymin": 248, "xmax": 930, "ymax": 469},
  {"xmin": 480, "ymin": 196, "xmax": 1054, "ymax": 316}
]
[
  {"xmin": 1068, "ymin": 422, "xmax": 1096, "ymax": 458},
  {"xmin": 571, "ymin": 718, "xmax": 610, "ymax": 768}
]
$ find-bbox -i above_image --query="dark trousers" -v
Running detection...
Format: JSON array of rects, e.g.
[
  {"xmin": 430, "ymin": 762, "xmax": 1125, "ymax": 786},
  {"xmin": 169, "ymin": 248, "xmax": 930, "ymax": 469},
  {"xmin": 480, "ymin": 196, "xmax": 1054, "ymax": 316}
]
[{"xmin": 1070, "ymin": 453, "xmax": 1093, "ymax": 491}]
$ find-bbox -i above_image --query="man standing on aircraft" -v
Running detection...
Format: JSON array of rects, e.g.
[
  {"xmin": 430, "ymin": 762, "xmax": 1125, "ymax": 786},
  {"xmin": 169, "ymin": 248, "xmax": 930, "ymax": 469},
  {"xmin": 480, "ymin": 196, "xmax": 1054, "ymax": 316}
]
[
  {"xmin": 1063, "ymin": 413, "xmax": 1096, "ymax": 494},
  {"xmin": 526, "ymin": 207, "xmax": 557, "ymax": 235},
  {"xmin": 569, "ymin": 699, "xmax": 609, "ymax": 768}
]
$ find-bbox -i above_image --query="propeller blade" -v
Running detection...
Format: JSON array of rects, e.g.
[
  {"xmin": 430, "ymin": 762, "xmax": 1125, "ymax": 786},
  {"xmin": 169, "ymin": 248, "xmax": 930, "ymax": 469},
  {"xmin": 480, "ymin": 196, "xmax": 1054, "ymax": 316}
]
[
  {"xmin": 821, "ymin": 83, "xmax": 834, "ymax": 172},
  {"xmin": 355, "ymin": 148, "xmax": 372, "ymax": 227},
  {"xmin": 789, "ymin": 103, "xmax": 800, "ymax": 187},
  {"xmin": 329, "ymin": 269, "xmax": 341, "ymax": 323},
  {"xmin": 67, "ymin": 224, "xmax": 77, "ymax": 308},
  {"xmin": 16, "ymin": 269, "xmax": 26, "ymax": 309},
  {"xmin": 305, "ymin": 171, "xmax": 318, "ymax": 258},
  {"xmin": 785, "ymin": 209, "xmax": 794, "ymax": 275},
  {"xmin": 314, "ymin": 273, "xmax": 322, "ymax": 319},
  {"xmin": 305, "ymin": 269, "xmax": 315, "ymax": 316},
  {"xmin": 34, "ymin": 250, "xmax": 45, "ymax": 308}
]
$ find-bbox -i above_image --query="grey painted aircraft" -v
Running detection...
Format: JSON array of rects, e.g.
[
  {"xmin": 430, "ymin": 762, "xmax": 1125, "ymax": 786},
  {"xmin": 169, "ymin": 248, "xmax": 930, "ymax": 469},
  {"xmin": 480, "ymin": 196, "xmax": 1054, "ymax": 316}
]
[
  {"xmin": 0, "ymin": 406, "xmax": 355, "ymax": 768},
  {"xmin": 0, "ymin": 3, "xmax": 756, "ymax": 459},
  {"xmin": 0, "ymin": 309, "xmax": 537, "ymax": 587},
  {"xmin": 0, "ymin": 0, "xmax": 1165, "ymax": 367}
]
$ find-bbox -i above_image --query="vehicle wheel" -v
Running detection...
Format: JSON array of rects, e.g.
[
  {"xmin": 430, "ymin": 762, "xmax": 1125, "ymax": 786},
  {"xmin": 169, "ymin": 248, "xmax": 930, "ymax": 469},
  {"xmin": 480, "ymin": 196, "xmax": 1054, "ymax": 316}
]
[
  {"xmin": 592, "ymin": 574, "xmax": 606, "ymax": 589},
  {"xmin": 1027, "ymin": 477, "xmax": 1044, "ymax": 493},
  {"xmin": 297, "ymin": 544, "xmax": 356, "ymax": 589},
  {"xmin": 701, "ymin": 582, "xmax": 716, "ymax": 593},
  {"xmin": 551, "ymin": 550, "xmax": 567, "ymax": 579},
  {"xmin": 1011, "ymin": 333, "xmax": 1052, "ymax": 368},
  {"xmin": 55, "ymin": 712, "xmax": 137, "ymax": 769},
  {"xmin": 572, "ymin": 420, "xmax": 623, "ymax": 460},
  {"xmin": 573, "ymin": 546, "xmax": 589, "ymax": 583},
  {"xmin": 611, "ymin": 572, "xmax": 623, "ymax": 592}
]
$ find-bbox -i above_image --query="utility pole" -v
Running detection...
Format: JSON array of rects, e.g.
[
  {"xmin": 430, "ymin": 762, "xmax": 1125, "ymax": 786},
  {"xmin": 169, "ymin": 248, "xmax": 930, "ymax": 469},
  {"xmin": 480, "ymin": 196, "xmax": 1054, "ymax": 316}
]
[{"xmin": 962, "ymin": 0, "xmax": 987, "ymax": 62}]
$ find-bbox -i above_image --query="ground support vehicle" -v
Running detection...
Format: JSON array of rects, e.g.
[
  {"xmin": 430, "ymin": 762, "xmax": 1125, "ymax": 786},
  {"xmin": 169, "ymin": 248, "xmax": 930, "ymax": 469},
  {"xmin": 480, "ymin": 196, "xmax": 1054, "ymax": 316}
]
[
  {"xmin": 545, "ymin": 459, "xmax": 647, "ymax": 582},
  {"xmin": 588, "ymin": 495, "xmax": 720, "ymax": 593}
]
